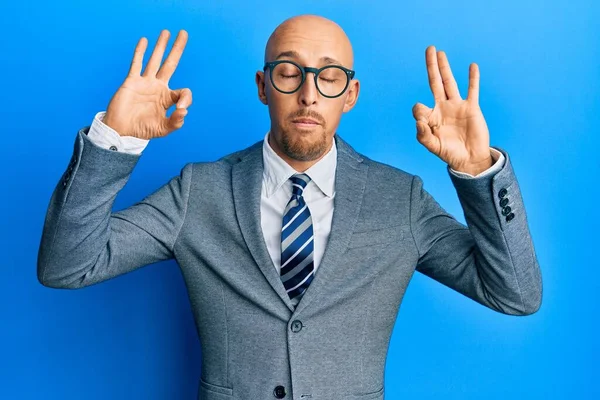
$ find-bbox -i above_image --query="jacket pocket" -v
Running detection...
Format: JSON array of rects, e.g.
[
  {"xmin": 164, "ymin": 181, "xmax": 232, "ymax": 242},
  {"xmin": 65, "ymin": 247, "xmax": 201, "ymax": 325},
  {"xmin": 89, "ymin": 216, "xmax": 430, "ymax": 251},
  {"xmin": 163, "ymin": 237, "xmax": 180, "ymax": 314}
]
[
  {"xmin": 352, "ymin": 385, "xmax": 384, "ymax": 399},
  {"xmin": 199, "ymin": 376, "xmax": 233, "ymax": 397},
  {"xmin": 347, "ymin": 224, "xmax": 404, "ymax": 249}
]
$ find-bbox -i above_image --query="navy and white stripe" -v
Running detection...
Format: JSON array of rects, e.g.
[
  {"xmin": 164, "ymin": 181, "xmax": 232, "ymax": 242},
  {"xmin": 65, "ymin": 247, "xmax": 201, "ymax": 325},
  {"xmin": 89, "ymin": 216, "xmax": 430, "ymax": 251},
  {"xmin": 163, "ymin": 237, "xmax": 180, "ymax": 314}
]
[{"xmin": 280, "ymin": 173, "xmax": 315, "ymax": 306}]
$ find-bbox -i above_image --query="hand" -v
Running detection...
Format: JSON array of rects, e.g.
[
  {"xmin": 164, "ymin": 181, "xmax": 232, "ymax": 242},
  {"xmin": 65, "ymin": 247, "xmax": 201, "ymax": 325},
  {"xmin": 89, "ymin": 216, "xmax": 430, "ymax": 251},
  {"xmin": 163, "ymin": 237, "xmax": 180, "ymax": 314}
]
[
  {"xmin": 412, "ymin": 46, "xmax": 492, "ymax": 175},
  {"xmin": 103, "ymin": 29, "xmax": 193, "ymax": 139}
]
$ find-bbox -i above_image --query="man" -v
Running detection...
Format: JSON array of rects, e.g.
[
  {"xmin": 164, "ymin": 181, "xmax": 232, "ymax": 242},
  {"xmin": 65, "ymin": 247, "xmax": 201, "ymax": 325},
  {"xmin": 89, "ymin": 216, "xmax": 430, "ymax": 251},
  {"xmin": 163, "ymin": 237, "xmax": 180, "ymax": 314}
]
[{"xmin": 37, "ymin": 14, "xmax": 542, "ymax": 400}]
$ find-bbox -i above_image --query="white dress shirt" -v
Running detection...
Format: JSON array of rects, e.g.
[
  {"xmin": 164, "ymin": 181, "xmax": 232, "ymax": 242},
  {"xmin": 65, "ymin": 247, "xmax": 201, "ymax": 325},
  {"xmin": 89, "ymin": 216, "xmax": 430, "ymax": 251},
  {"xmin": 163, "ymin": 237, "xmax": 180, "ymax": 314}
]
[{"xmin": 86, "ymin": 111, "xmax": 505, "ymax": 274}]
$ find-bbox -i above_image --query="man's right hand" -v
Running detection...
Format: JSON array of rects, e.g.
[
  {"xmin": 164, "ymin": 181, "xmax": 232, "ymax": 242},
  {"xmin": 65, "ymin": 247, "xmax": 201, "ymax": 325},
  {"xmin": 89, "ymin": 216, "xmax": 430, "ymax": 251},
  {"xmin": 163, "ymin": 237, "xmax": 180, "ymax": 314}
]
[{"xmin": 103, "ymin": 29, "xmax": 193, "ymax": 139}]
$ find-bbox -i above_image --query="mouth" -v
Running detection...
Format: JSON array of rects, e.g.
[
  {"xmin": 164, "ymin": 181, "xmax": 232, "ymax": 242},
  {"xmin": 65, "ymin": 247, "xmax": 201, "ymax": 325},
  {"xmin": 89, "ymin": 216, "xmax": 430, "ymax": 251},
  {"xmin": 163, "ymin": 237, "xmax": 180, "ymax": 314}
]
[{"xmin": 292, "ymin": 118, "xmax": 321, "ymax": 129}]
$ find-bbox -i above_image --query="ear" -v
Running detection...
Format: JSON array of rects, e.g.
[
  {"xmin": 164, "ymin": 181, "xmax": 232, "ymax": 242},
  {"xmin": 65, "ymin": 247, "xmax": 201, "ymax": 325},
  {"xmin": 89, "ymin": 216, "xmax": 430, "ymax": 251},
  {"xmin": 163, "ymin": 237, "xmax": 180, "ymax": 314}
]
[
  {"xmin": 255, "ymin": 71, "xmax": 268, "ymax": 105},
  {"xmin": 342, "ymin": 79, "xmax": 360, "ymax": 113}
]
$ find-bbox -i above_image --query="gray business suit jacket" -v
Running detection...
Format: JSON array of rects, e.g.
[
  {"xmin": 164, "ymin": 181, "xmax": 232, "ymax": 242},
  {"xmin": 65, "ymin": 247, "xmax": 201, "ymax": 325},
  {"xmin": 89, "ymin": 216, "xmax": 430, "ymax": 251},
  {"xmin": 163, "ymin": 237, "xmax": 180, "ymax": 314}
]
[{"xmin": 37, "ymin": 126, "xmax": 542, "ymax": 400}]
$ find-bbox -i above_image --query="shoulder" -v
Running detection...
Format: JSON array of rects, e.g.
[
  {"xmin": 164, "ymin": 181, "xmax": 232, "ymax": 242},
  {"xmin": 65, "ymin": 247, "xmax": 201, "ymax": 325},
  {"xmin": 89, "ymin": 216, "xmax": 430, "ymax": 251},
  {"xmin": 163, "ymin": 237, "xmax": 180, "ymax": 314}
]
[
  {"xmin": 362, "ymin": 154, "xmax": 414, "ymax": 180},
  {"xmin": 338, "ymin": 134, "xmax": 416, "ymax": 186},
  {"xmin": 183, "ymin": 138, "xmax": 262, "ymax": 173}
]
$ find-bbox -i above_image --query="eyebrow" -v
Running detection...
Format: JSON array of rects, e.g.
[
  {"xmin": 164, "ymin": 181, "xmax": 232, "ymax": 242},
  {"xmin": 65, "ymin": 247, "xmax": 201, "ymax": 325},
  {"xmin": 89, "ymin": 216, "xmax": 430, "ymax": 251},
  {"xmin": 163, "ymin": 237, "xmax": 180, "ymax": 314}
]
[{"xmin": 274, "ymin": 50, "xmax": 342, "ymax": 66}]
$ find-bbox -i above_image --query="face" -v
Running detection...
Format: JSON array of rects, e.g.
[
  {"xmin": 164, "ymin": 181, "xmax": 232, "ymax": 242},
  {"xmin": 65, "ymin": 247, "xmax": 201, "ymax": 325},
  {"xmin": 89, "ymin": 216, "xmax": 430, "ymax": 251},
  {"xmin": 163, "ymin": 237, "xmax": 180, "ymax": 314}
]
[{"xmin": 256, "ymin": 15, "xmax": 360, "ymax": 164}]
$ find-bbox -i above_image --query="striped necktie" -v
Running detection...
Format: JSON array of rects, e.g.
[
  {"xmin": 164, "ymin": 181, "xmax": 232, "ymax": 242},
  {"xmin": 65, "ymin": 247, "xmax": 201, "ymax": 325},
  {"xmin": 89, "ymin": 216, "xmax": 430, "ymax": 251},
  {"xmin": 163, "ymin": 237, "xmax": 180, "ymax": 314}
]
[{"xmin": 280, "ymin": 173, "xmax": 315, "ymax": 306}]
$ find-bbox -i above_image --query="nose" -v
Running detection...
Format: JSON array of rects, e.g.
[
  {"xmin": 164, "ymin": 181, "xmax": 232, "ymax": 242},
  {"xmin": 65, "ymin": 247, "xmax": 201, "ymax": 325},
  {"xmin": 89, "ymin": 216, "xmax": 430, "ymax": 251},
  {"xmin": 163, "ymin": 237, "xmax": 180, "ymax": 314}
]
[{"xmin": 298, "ymin": 72, "xmax": 318, "ymax": 106}]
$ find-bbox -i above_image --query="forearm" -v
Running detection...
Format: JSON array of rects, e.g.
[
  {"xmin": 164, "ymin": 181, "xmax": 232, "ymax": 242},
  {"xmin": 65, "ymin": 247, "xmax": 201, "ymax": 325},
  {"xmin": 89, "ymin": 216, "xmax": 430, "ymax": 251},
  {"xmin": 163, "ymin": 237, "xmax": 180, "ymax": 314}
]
[
  {"xmin": 446, "ymin": 146, "xmax": 542, "ymax": 314},
  {"xmin": 412, "ymin": 146, "xmax": 542, "ymax": 315},
  {"xmin": 37, "ymin": 127, "xmax": 142, "ymax": 288}
]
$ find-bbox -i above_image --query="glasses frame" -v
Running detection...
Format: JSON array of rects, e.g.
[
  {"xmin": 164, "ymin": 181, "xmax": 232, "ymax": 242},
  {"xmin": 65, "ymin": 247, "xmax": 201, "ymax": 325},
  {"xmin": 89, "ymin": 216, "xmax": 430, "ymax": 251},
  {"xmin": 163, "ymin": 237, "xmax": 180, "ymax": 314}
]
[{"xmin": 263, "ymin": 59, "xmax": 356, "ymax": 99}]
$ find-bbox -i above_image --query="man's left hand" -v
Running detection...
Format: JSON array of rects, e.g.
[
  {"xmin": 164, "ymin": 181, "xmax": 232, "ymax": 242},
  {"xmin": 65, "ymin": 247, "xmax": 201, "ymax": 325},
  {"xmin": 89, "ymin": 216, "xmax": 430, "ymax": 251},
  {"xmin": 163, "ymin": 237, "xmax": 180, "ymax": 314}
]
[{"xmin": 412, "ymin": 46, "xmax": 493, "ymax": 176}]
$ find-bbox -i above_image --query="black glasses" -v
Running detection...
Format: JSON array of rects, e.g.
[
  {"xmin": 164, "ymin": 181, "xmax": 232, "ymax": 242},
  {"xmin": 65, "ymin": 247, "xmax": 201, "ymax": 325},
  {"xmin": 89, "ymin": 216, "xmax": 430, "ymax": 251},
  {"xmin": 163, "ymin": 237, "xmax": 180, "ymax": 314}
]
[{"xmin": 263, "ymin": 60, "xmax": 356, "ymax": 98}]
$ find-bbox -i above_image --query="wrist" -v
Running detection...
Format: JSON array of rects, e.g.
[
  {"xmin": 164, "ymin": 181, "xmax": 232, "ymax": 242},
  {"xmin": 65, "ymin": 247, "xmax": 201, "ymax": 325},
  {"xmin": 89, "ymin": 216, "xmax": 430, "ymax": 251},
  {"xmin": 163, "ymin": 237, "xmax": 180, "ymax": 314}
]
[
  {"xmin": 450, "ymin": 155, "xmax": 493, "ymax": 176},
  {"xmin": 102, "ymin": 113, "xmax": 129, "ymax": 137}
]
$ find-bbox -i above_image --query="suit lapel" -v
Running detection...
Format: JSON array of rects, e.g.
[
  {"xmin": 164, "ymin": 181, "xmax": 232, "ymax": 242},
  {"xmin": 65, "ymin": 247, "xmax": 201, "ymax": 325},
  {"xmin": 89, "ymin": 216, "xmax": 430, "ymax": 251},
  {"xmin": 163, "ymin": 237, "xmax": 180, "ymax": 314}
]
[
  {"xmin": 232, "ymin": 140, "xmax": 297, "ymax": 312},
  {"xmin": 231, "ymin": 134, "xmax": 368, "ymax": 315}
]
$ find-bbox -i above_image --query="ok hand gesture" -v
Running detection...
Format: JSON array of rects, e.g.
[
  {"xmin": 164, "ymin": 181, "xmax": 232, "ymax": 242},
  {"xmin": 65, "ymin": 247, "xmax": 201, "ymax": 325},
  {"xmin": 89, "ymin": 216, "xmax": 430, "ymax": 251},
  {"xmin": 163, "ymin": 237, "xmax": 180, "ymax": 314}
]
[
  {"xmin": 103, "ymin": 30, "xmax": 193, "ymax": 139},
  {"xmin": 412, "ymin": 46, "xmax": 493, "ymax": 175}
]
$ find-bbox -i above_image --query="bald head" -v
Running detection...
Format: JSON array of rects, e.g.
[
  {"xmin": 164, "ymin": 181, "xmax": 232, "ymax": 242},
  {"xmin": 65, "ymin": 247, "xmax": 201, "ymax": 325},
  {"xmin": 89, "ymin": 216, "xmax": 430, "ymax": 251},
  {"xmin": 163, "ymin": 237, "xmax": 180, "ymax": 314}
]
[
  {"xmin": 255, "ymin": 14, "xmax": 360, "ymax": 171},
  {"xmin": 264, "ymin": 14, "xmax": 354, "ymax": 69}
]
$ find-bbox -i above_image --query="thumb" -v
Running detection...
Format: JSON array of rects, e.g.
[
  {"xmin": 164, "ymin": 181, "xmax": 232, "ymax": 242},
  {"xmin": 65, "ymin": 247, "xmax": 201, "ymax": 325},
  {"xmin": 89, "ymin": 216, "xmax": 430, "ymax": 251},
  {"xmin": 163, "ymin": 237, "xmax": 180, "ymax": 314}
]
[
  {"xmin": 412, "ymin": 102, "xmax": 431, "ymax": 121},
  {"xmin": 416, "ymin": 119, "xmax": 439, "ymax": 154},
  {"xmin": 170, "ymin": 88, "xmax": 193, "ymax": 109}
]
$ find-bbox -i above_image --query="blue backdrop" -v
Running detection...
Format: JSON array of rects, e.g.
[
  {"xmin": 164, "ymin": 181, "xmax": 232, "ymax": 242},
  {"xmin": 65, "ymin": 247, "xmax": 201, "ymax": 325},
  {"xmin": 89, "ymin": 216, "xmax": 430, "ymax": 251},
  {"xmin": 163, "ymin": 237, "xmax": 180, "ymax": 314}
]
[{"xmin": 1, "ymin": 0, "xmax": 597, "ymax": 398}]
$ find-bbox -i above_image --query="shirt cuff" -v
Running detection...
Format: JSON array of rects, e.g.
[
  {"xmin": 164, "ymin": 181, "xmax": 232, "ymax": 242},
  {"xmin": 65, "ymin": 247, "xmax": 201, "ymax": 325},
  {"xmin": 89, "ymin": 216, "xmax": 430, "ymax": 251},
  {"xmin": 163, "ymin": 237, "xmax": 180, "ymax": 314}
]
[
  {"xmin": 86, "ymin": 111, "xmax": 150, "ymax": 155},
  {"xmin": 448, "ymin": 147, "xmax": 505, "ymax": 179}
]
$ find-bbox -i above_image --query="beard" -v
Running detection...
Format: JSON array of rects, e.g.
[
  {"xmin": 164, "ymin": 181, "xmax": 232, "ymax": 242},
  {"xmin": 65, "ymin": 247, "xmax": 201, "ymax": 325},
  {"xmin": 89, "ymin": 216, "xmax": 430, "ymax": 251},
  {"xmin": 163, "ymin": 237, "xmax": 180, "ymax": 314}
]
[{"xmin": 279, "ymin": 123, "xmax": 329, "ymax": 162}]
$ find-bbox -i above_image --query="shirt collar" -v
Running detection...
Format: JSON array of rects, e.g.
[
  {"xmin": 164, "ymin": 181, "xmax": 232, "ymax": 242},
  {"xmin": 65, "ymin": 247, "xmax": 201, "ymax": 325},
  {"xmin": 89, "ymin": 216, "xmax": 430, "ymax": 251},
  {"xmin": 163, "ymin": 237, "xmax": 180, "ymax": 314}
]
[{"xmin": 262, "ymin": 130, "xmax": 337, "ymax": 198}]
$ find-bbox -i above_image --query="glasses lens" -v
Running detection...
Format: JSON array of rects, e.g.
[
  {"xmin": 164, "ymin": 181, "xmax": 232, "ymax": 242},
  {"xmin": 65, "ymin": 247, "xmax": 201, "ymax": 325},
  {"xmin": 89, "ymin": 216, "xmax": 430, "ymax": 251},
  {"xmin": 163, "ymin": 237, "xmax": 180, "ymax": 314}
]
[
  {"xmin": 271, "ymin": 62, "xmax": 303, "ymax": 93},
  {"xmin": 317, "ymin": 66, "xmax": 349, "ymax": 97}
]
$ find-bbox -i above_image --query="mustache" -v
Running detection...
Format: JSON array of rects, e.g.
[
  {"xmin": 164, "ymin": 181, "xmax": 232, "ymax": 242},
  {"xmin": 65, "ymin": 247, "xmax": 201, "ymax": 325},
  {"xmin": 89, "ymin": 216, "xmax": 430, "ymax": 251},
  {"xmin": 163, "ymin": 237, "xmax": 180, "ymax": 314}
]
[{"xmin": 288, "ymin": 109, "xmax": 325, "ymax": 125}]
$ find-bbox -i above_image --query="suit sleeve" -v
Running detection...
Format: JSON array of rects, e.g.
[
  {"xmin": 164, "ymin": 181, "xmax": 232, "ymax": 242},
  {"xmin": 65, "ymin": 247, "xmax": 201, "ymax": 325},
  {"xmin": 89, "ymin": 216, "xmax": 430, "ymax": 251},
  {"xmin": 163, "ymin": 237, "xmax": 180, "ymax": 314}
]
[
  {"xmin": 86, "ymin": 111, "xmax": 150, "ymax": 155},
  {"xmin": 37, "ymin": 126, "xmax": 192, "ymax": 289},
  {"xmin": 449, "ymin": 147, "xmax": 504, "ymax": 179},
  {"xmin": 409, "ymin": 146, "xmax": 542, "ymax": 315}
]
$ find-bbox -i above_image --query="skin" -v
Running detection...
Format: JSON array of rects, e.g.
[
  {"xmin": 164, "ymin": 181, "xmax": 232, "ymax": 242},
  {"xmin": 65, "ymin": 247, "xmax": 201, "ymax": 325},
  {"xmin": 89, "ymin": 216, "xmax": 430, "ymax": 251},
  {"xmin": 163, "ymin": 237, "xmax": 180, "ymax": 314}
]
[
  {"xmin": 255, "ymin": 15, "xmax": 493, "ymax": 175},
  {"xmin": 105, "ymin": 18, "xmax": 493, "ymax": 175},
  {"xmin": 104, "ymin": 30, "xmax": 193, "ymax": 139},
  {"xmin": 255, "ymin": 15, "xmax": 360, "ymax": 172},
  {"xmin": 411, "ymin": 47, "xmax": 493, "ymax": 175}
]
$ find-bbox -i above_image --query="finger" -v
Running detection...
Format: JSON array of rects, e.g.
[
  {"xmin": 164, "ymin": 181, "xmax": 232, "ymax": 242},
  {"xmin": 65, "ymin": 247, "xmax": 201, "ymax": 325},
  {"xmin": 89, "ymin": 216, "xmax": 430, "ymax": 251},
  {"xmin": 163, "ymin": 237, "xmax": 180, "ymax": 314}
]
[
  {"xmin": 437, "ymin": 51, "xmax": 461, "ymax": 100},
  {"xmin": 412, "ymin": 102, "xmax": 432, "ymax": 122},
  {"xmin": 467, "ymin": 63, "xmax": 480, "ymax": 103},
  {"xmin": 416, "ymin": 120, "xmax": 440, "ymax": 154},
  {"xmin": 425, "ymin": 46, "xmax": 447, "ymax": 103},
  {"xmin": 128, "ymin": 37, "xmax": 148, "ymax": 77},
  {"xmin": 170, "ymin": 88, "xmax": 193, "ymax": 109},
  {"xmin": 143, "ymin": 30, "xmax": 171, "ymax": 77},
  {"xmin": 166, "ymin": 107, "xmax": 188, "ymax": 132},
  {"xmin": 157, "ymin": 30, "xmax": 189, "ymax": 83}
]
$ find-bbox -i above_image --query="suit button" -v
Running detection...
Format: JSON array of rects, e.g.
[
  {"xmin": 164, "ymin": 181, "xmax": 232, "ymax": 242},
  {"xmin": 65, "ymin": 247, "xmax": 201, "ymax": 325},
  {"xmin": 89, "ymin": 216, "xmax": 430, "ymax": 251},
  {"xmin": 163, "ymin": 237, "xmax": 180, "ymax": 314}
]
[
  {"xmin": 273, "ymin": 385, "xmax": 286, "ymax": 398},
  {"xmin": 499, "ymin": 197, "xmax": 509, "ymax": 207},
  {"xmin": 506, "ymin": 212, "xmax": 515, "ymax": 222},
  {"xmin": 502, "ymin": 206, "xmax": 511, "ymax": 216},
  {"xmin": 64, "ymin": 172, "xmax": 71, "ymax": 181},
  {"xmin": 62, "ymin": 180, "xmax": 67, "ymax": 187},
  {"xmin": 109, "ymin": 145, "xmax": 118, "ymax": 151},
  {"xmin": 291, "ymin": 320, "xmax": 303, "ymax": 333},
  {"xmin": 498, "ymin": 188, "xmax": 508, "ymax": 198}
]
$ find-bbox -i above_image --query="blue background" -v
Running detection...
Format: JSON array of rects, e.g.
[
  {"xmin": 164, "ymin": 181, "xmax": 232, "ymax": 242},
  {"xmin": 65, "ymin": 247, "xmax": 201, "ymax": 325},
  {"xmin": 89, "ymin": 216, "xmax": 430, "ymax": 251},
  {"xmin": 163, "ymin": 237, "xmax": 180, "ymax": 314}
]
[{"xmin": 1, "ymin": 0, "xmax": 597, "ymax": 398}]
